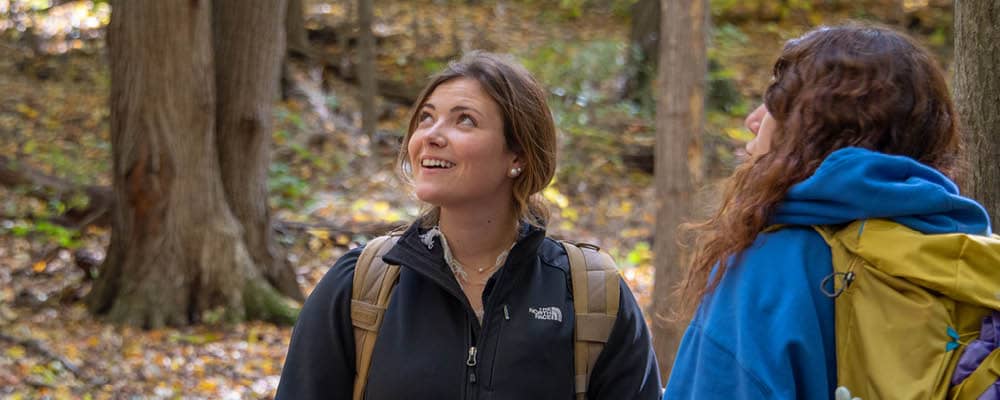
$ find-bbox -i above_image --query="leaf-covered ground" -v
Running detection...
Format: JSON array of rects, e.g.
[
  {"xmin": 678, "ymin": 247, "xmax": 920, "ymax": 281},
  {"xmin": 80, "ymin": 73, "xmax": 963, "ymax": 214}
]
[{"xmin": 0, "ymin": 0, "xmax": 952, "ymax": 397}]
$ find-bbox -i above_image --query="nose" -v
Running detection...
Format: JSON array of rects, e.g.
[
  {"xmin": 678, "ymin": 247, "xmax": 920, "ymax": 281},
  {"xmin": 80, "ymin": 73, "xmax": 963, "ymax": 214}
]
[
  {"xmin": 424, "ymin": 124, "xmax": 447, "ymax": 147},
  {"xmin": 745, "ymin": 104, "xmax": 767, "ymax": 135}
]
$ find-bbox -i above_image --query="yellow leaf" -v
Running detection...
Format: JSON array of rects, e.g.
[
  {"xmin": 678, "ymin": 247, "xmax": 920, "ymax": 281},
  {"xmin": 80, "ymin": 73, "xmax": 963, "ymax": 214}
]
[
  {"xmin": 543, "ymin": 187, "xmax": 569, "ymax": 209},
  {"xmin": 197, "ymin": 380, "xmax": 218, "ymax": 392},
  {"xmin": 6, "ymin": 345, "xmax": 26, "ymax": 359},
  {"xmin": 352, "ymin": 213, "xmax": 372, "ymax": 223},
  {"xmin": 373, "ymin": 201, "xmax": 391, "ymax": 214},
  {"xmin": 65, "ymin": 345, "xmax": 79, "ymax": 360},
  {"xmin": 306, "ymin": 229, "xmax": 329, "ymax": 241},
  {"xmin": 335, "ymin": 234, "xmax": 351, "ymax": 245},
  {"xmin": 618, "ymin": 201, "xmax": 632, "ymax": 215},
  {"xmin": 16, "ymin": 103, "xmax": 38, "ymax": 119},
  {"xmin": 725, "ymin": 127, "xmax": 754, "ymax": 142},
  {"xmin": 32, "ymin": 261, "xmax": 47, "ymax": 273},
  {"xmin": 247, "ymin": 327, "xmax": 259, "ymax": 345},
  {"xmin": 22, "ymin": 140, "xmax": 37, "ymax": 155}
]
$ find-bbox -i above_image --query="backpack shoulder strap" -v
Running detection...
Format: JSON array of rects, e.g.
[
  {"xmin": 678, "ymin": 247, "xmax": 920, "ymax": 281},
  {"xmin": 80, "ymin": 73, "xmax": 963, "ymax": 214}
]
[
  {"xmin": 350, "ymin": 235, "xmax": 401, "ymax": 400},
  {"xmin": 562, "ymin": 241, "xmax": 620, "ymax": 400}
]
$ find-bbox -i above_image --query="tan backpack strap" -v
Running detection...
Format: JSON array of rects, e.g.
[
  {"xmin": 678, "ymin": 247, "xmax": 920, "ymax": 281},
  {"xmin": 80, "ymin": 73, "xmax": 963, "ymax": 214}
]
[
  {"xmin": 351, "ymin": 235, "xmax": 401, "ymax": 400},
  {"xmin": 563, "ymin": 241, "xmax": 620, "ymax": 400}
]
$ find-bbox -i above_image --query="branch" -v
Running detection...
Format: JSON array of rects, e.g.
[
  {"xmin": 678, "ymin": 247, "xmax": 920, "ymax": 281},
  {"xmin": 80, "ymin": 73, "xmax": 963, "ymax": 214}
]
[
  {"xmin": 0, "ymin": 156, "xmax": 113, "ymax": 227},
  {"xmin": 272, "ymin": 219, "xmax": 403, "ymax": 239},
  {"xmin": 0, "ymin": 331, "xmax": 105, "ymax": 385},
  {"xmin": 0, "ymin": 158, "xmax": 402, "ymax": 240}
]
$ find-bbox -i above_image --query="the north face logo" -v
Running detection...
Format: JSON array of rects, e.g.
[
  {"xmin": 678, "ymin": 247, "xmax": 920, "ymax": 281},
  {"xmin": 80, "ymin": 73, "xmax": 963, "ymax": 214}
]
[{"xmin": 528, "ymin": 306, "xmax": 563, "ymax": 322}]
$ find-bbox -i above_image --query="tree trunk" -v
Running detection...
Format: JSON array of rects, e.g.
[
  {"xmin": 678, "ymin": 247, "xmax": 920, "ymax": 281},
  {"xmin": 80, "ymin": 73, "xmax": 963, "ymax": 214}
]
[
  {"xmin": 357, "ymin": 0, "xmax": 377, "ymax": 139},
  {"xmin": 88, "ymin": 0, "xmax": 297, "ymax": 328},
  {"xmin": 338, "ymin": 0, "xmax": 354, "ymax": 77},
  {"xmin": 624, "ymin": 0, "xmax": 660, "ymax": 105},
  {"xmin": 285, "ymin": 0, "xmax": 310, "ymax": 57},
  {"xmin": 213, "ymin": 0, "xmax": 303, "ymax": 302},
  {"xmin": 652, "ymin": 0, "xmax": 707, "ymax": 383},
  {"xmin": 955, "ymin": 1, "xmax": 1000, "ymax": 229}
]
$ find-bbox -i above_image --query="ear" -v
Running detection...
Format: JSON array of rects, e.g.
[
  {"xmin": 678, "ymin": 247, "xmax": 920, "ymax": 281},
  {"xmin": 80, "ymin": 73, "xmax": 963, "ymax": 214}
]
[{"xmin": 510, "ymin": 153, "xmax": 524, "ymax": 170}]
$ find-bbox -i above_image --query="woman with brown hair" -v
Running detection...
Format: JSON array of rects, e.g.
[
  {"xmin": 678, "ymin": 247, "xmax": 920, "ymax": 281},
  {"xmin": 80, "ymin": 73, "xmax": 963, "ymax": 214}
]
[
  {"xmin": 276, "ymin": 52, "xmax": 661, "ymax": 399},
  {"xmin": 663, "ymin": 25, "xmax": 993, "ymax": 398}
]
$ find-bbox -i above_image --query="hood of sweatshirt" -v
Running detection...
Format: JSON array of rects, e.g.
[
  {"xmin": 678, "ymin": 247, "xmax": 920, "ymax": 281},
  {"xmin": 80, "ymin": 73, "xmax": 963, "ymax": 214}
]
[{"xmin": 771, "ymin": 147, "xmax": 992, "ymax": 236}]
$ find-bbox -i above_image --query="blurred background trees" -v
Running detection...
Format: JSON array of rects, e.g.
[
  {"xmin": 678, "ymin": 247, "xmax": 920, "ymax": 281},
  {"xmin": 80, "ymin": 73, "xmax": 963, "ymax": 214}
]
[{"xmin": 0, "ymin": 0, "xmax": 986, "ymax": 396}]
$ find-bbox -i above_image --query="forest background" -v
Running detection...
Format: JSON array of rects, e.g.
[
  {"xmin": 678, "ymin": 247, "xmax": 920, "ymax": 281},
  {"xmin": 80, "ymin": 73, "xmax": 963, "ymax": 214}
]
[{"xmin": 0, "ymin": 0, "xmax": 982, "ymax": 398}]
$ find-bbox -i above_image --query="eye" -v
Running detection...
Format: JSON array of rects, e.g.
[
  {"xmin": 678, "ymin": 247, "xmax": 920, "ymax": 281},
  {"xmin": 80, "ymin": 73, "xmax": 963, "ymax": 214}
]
[
  {"xmin": 418, "ymin": 111, "xmax": 433, "ymax": 126},
  {"xmin": 457, "ymin": 114, "xmax": 477, "ymax": 128}
]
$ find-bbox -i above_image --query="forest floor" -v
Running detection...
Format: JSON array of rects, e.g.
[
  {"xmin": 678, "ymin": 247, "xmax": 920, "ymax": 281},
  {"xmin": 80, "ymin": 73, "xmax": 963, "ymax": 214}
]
[{"xmin": 0, "ymin": 0, "xmax": 950, "ymax": 398}]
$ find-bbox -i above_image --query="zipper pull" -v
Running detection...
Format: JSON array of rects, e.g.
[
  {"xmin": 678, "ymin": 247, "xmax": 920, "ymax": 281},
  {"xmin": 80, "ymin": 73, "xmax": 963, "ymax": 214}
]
[
  {"xmin": 466, "ymin": 346, "xmax": 478, "ymax": 366},
  {"xmin": 503, "ymin": 304, "xmax": 510, "ymax": 320}
]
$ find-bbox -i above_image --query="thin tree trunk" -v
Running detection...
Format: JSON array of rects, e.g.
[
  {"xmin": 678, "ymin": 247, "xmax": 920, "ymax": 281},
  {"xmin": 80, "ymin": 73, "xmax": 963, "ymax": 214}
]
[
  {"xmin": 213, "ymin": 0, "xmax": 303, "ymax": 302},
  {"xmin": 89, "ymin": 0, "xmax": 297, "ymax": 327},
  {"xmin": 285, "ymin": 0, "xmax": 310, "ymax": 57},
  {"xmin": 652, "ymin": 0, "xmax": 707, "ymax": 383},
  {"xmin": 624, "ymin": 0, "xmax": 660, "ymax": 104},
  {"xmin": 338, "ymin": 0, "xmax": 354, "ymax": 77},
  {"xmin": 357, "ymin": 0, "xmax": 377, "ymax": 139},
  {"xmin": 955, "ymin": 1, "xmax": 1000, "ymax": 229}
]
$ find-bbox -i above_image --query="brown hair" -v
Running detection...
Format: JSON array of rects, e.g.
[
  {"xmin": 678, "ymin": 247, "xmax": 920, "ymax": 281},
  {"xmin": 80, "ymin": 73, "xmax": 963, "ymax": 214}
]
[
  {"xmin": 678, "ymin": 24, "xmax": 962, "ymax": 316},
  {"xmin": 397, "ymin": 51, "xmax": 557, "ymax": 227}
]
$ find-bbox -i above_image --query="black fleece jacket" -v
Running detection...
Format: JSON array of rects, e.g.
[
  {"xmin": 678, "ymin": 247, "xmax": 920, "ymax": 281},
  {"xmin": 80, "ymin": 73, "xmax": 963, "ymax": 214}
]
[{"xmin": 275, "ymin": 222, "xmax": 661, "ymax": 399}]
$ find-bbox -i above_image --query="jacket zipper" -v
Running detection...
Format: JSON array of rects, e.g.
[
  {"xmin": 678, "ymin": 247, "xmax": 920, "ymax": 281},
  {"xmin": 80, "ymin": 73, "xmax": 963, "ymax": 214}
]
[
  {"xmin": 465, "ymin": 262, "xmax": 510, "ymax": 399},
  {"xmin": 487, "ymin": 304, "xmax": 509, "ymax": 388},
  {"xmin": 465, "ymin": 318, "xmax": 478, "ymax": 400}
]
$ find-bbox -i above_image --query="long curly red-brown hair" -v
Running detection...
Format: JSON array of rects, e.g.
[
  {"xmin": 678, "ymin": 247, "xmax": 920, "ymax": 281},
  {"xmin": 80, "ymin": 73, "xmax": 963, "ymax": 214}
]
[{"xmin": 677, "ymin": 24, "xmax": 962, "ymax": 317}]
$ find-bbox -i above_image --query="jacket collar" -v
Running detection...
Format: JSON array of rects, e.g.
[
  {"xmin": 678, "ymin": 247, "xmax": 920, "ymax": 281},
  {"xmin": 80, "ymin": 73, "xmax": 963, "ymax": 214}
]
[{"xmin": 381, "ymin": 218, "xmax": 547, "ymax": 303}]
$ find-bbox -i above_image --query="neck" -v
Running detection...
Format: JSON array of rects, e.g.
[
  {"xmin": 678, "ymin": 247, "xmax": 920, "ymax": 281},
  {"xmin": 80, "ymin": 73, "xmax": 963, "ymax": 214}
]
[{"xmin": 438, "ymin": 204, "xmax": 519, "ymax": 265}]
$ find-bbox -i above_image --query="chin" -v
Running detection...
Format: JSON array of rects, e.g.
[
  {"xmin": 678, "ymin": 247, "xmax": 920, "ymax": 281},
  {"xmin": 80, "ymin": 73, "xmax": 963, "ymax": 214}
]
[{"xmin": 413, "ymin": 187, "xmax": 444, "ymax": 206}]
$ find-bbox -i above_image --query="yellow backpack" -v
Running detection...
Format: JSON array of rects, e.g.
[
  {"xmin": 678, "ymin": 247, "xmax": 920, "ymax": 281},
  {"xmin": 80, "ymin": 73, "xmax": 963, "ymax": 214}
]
[
  {"xmin": 348, "ymin": 235, "xmax": 621, "ymax": 400},
  {"xmin": 815, "ymin": 219, "xmax": 1000, "ymax": 399}
]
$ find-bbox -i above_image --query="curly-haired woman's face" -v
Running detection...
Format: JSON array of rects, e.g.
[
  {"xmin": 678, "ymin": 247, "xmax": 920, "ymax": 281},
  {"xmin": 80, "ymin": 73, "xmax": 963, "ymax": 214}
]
[{"xmin": 745, "ymin": 104, "xmax": 777, "ymax": 157}]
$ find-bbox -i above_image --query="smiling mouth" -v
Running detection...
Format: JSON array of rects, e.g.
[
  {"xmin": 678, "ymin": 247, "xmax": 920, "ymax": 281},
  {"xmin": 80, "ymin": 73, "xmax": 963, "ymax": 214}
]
[{"xmin": 421, "ymin": 158, "xmax": 455, "ymax": 169}]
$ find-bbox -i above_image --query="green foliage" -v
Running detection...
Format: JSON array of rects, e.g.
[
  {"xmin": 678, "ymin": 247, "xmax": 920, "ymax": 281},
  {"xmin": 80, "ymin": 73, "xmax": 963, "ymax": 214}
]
[
  {"xmin": 511, "ymin": 0, "xmax": 638, "ymax": 20},
  {"xmin": 267, "ymin": 163, "xmax": 311, "ymax": 211},
  {"xmin": 708, "ymin": 58, "xmax": 745, "ymax": 115},
  {"xmin": 521, "ymin": 39, "xmax": 625, "ymax": 107},
  {"xmin": 3, "ymin": 219, "xmax": 81, "ymax": 248},
  {"xmin": 624, "ymin": 241, "xmax": 652, "ymax": 268}
]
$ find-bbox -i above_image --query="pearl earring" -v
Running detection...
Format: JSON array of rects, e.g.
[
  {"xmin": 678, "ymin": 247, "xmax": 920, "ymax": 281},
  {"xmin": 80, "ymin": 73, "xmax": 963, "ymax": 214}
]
[{"xmin": 508, "ymin": 167, "xmax": 523, "ymax": 178}]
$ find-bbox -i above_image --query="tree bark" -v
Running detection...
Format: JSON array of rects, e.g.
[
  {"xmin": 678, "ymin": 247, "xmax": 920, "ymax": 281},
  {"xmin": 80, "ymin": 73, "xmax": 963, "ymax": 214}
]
[
  {"xmin": 652, "ymin": 0, "xmax": 707, "ymax": 383},
  {"xmin": 955, "ymin": 1, "xmax": 1000, "ymax": 229},
  {"xmin": 357, "ymin": 0, "xmax": 378, "ymax": 139},
  {"xmin": 624, "ymin": 0, "xmax": 659, "ymax": 104},
  {"xmin": 88, "ymin": 0, "xmax": 297, "ymax": 328},
  {"xmin": 285, "ymin": 0, "xmax": 310, "ymax": 57},
  {"xmin": 213, "ymin": 0, "xmax": 302, "ymax": 302}
]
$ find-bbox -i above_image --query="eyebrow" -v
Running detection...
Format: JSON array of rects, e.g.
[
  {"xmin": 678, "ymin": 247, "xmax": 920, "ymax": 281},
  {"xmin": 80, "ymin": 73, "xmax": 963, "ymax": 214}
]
[{"xmin": 421, "ymin": 103, "xmax": 484, "ymax": 118}]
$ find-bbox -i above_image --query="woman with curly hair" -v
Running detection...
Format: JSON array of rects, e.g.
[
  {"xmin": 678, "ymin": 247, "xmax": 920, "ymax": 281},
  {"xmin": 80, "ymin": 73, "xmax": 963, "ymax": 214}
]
[{"xmin": 664, "ymin": 24, "xmax": 994, "ymax": 399}]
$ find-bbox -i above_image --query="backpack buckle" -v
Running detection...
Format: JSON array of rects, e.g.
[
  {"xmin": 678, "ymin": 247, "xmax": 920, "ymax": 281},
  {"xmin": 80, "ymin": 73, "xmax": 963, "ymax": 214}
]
[{"xmin": 820, "ymin": 271, "xmax": 855, "ymax": 298}]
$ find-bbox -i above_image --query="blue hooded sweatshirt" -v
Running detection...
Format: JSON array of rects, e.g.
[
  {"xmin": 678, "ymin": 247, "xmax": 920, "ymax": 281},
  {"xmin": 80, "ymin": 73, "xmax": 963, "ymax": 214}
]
[{"xmin": 663, "ymin": 147, "xmax": 992, "ymax": 400}]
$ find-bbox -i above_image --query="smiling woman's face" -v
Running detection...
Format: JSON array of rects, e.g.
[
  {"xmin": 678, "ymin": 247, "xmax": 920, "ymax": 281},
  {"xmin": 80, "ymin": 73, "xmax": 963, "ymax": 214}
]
[{"xmin": 407, "ymin": 78, "xmax": 521, "ymax": 208}]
